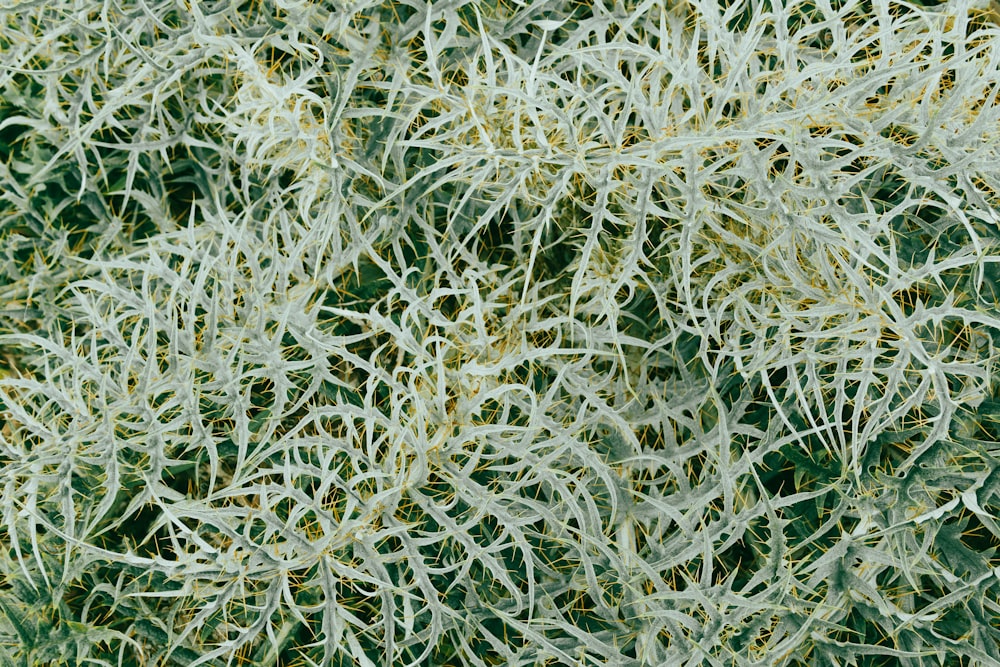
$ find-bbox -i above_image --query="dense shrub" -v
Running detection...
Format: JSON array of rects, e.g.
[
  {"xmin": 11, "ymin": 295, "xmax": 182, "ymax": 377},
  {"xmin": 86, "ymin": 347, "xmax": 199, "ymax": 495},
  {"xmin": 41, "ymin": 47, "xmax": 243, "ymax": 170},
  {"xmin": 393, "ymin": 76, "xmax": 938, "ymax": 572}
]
[{"xmin": 1, "ymin": 0, "xmax": 999, "ymax": 664}]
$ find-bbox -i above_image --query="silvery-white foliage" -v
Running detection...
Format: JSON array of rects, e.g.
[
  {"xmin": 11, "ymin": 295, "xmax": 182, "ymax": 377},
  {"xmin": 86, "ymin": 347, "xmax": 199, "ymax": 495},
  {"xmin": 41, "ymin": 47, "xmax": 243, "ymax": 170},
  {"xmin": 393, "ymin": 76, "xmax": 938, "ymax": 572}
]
[{"xmin": 1, "ymin": 0, "xmax": 999, "ymax": 665}]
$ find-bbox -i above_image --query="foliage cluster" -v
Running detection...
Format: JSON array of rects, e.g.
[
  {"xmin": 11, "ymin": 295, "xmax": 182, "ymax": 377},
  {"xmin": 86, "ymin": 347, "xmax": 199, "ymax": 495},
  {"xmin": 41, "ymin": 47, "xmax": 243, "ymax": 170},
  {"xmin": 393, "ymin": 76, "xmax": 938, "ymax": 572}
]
[{"xmin": 1, "ymin": 0, "xmax": 1000, "ymax": 664}]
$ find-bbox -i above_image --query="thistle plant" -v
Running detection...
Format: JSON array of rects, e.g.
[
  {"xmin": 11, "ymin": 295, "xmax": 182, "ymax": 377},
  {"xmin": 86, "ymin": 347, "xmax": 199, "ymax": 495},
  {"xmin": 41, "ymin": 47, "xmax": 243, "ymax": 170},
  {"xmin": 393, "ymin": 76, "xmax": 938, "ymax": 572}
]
[{"xmin": 1, "ymin": 0, "xmax": 1000, "ymax": 665}]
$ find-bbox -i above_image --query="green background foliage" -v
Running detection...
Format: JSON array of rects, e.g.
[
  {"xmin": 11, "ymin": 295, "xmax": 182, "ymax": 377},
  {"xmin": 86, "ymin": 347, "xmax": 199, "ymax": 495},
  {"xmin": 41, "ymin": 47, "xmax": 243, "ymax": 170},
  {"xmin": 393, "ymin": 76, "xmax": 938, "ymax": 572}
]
[{"xmin": 1, "ymin": 0, "xmax": 1000, "ymax": 664}]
